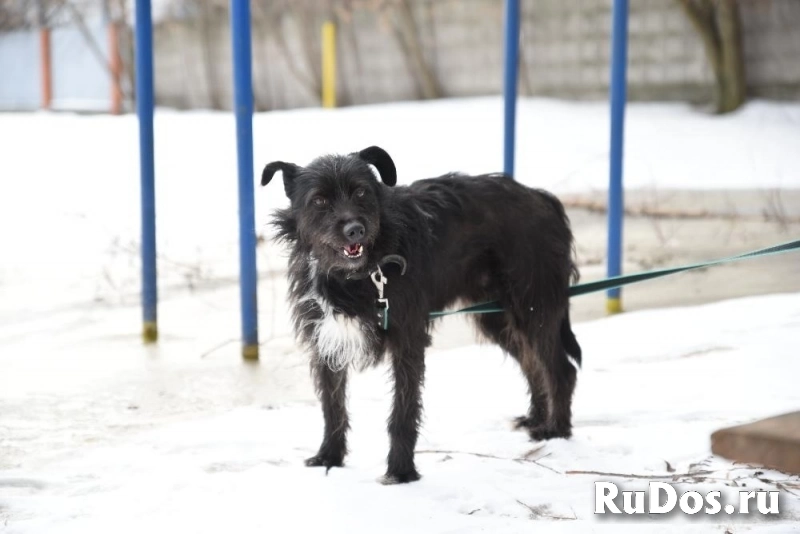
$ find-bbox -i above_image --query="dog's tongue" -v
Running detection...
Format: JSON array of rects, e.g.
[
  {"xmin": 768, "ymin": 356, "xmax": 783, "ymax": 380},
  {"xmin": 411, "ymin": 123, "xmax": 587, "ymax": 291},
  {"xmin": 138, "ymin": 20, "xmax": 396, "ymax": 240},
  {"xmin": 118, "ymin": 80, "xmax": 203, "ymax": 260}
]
[{"xmin": 346, "ymin": 244, "xmax": 360, "ymax": 255}]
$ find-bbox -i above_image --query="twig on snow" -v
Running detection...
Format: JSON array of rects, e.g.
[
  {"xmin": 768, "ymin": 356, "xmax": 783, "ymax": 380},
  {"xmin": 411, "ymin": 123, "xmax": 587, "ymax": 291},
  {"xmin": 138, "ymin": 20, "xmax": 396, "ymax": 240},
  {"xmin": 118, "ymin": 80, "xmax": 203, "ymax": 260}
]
[
  {"xmin": 515, "ymin": 500, "xmax": 577, "ymax": 521},
  {"xmin": 415, "ymin": 449, "xmax": 562, "ymax": 474},
  {"xmin": 199, "ymin": 338, "xmax": 238, "ymax": 359},
  {"xmin": 565, "ymin": 469, "xmax": 715, "ymax": 480}
]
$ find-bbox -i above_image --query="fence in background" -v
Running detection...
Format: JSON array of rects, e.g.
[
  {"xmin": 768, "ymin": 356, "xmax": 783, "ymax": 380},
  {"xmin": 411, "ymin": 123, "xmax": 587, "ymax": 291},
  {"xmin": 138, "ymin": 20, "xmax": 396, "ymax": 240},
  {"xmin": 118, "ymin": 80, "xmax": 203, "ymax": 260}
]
[
  {"xmin": 0, "ymin": 18, "xmax": 125, "ymax": 112},
  {"xmin": 151, "ymin": 0, "xmax": 800, "ymax": 111},
  {"xmin": 1, "ymin": 0, "xmax": 799, "ymax": 112},
  {"xmin": 0, "ymin": 31, "xmax": 41, "ymax": 109}
]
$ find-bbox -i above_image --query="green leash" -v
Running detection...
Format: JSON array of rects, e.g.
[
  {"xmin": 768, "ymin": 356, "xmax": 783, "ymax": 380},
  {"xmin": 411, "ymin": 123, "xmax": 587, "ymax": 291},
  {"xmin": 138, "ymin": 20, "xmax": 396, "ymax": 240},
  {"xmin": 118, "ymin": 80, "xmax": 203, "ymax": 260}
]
[{"xmin": 429, "ymin": 238, "xmax": 800, "ymax": 319}]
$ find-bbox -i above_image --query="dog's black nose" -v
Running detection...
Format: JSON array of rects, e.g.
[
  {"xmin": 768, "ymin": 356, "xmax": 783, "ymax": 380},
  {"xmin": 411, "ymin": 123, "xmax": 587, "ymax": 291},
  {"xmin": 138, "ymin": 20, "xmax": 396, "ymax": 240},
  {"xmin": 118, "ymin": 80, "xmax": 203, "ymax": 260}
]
[{"xmin": 343, "ymin": 221, "xmax": 365, "ymax": 243}]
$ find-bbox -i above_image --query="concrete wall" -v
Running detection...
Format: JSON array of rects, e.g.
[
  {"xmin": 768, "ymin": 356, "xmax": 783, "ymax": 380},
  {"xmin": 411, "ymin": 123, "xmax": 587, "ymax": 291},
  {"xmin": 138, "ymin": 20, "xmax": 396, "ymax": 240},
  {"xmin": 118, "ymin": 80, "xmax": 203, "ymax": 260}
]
[
  {"xmin": 520, "ymin": 0, "xmax": 713, "ymax": 102},
  {"xmin": 3, "ymin": 0, "xmax": 797, "ymax": 111},
  {"xmin": 149, "ymin": 0, "xmax": 800, "ymax": 111},
  {"xmin": 152, "ymin": 8, "xmax": 421, "ymax": 111},
  {"xmin": 741, "ymin": 0, "xmax": 800, "ymax": 99}
]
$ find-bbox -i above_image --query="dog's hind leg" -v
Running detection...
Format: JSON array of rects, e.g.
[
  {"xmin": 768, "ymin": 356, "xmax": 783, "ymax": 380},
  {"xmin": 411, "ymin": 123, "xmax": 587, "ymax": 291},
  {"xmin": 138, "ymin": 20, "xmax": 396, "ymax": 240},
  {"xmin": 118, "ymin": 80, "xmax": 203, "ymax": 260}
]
[
  {"xmin": 306, "ymin": 359, "xmax": 350, "ymax": 470},
  {"xmin": 524, "ymin": 323, "xmax": 577, "ymax": 441},
  {"xmin": 474, "ymin": 314, "xmax": 549, "ymax": 430},
  {"xmin": 514, "ymin": 347, "xmax": 551, "ymax": 431}
]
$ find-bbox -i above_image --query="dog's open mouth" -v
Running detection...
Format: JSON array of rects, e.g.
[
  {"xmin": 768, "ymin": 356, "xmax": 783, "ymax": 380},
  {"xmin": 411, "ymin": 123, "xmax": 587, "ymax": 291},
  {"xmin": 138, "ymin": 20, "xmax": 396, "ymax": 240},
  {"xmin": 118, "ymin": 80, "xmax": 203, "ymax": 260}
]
[{"xmin": 342, "ymin": 243, "xmax": 364, "ymax": 259}]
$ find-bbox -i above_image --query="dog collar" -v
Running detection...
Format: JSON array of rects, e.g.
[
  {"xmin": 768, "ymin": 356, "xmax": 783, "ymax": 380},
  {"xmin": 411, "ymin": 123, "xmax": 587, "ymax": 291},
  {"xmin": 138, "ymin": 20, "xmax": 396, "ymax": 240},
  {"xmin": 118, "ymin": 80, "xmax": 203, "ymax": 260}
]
[{"xmin": 346, "ymin": 254, "xmax": 408, "ymax": 281}]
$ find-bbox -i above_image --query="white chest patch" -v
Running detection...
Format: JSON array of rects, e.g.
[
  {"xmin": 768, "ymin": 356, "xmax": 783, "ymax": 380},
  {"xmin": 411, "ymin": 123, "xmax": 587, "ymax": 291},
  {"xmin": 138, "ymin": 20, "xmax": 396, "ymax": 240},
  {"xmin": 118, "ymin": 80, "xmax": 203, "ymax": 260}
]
[
  {"xmin": 314, "ymin": 309, "xmax": 371, "ymax": 371},
  {"xmin": 297, "ymin": 260, "xmax": 373, "ymax": 371}
]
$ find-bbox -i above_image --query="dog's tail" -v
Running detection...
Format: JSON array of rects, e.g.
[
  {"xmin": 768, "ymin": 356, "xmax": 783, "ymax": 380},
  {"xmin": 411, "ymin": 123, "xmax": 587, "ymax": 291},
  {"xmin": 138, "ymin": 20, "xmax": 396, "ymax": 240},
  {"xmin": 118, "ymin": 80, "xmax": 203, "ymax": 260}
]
[{"xmin": 560, "ymin": 311, "xmax": 582, "ymax": 367}]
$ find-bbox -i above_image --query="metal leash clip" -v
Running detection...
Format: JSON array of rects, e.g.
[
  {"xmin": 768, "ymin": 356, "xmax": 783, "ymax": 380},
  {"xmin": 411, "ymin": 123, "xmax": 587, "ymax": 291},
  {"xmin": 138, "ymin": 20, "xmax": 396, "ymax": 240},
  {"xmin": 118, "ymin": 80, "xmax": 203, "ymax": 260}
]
[{"xmin": 370, "ymin": 266, "xmax": 390, "ymax": 330}]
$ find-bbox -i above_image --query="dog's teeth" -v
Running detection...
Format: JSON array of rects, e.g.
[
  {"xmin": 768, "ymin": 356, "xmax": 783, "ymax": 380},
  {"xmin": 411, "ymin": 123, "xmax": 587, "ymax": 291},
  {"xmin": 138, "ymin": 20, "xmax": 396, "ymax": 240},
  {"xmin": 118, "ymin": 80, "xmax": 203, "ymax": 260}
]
[{"xmin": 343, "ymin": 244, "xmax": 364, "ymax": 259}]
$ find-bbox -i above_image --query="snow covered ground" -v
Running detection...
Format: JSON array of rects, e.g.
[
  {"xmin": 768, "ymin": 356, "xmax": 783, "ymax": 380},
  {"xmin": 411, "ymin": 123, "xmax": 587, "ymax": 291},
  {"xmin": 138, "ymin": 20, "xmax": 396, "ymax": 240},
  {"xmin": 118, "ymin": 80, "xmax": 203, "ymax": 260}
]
[
  {"xmin": 1, "ymin": 97, "xmax": 800, "ymax": 532},
  {"xmin": 1, "ymin": 97, "xmax": 799, "ymax": 321},
  {"xmin": 2, "ymin": 289, "xmax": 800, "ymax": 532}
]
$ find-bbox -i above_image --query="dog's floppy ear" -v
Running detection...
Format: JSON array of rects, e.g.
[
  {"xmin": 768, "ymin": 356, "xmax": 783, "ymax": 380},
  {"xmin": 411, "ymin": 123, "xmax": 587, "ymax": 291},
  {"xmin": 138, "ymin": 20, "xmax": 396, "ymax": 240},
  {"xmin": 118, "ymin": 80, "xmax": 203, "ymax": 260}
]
[
  {"xmin": 261, "ymin": 161, "xmax": 300, "ymax": 197},
  {"xmin": 357, "ymin": 146, "xmax": 397, "ymax": 187}
]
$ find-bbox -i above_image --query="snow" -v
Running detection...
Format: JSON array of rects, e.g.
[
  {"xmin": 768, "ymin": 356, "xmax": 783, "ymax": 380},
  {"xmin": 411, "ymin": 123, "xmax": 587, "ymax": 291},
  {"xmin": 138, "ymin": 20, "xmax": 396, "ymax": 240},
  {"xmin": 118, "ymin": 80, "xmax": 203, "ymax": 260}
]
[
  {"xmin": 1, "ymin": 97, "xmax": 800, "ymax": 532},
  {"xmin": 1, "ymin": 98, "xmax": 799, "ymax": 320},
  {"xmin": 2, "ymin": 290, "xmax": 800, "ymax": 532}
]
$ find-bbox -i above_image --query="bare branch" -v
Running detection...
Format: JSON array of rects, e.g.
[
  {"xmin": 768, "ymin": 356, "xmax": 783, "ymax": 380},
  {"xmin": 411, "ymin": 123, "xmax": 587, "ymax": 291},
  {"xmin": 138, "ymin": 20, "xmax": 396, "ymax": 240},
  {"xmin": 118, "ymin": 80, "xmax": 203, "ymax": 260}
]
[
  {"xmin": 415, "ymin": 449, "xmax": 562, "ymax": 473},
  {"xmin": 675, "ymin": 0, "xmax": 722, "ymax": 71},
  {"xmin": 566, "ymin": 469, "xmax": 715, "ymax": 480},
  {"xmin": 388, "ymin": 0, "xmax": 442, "ymax": 99}
]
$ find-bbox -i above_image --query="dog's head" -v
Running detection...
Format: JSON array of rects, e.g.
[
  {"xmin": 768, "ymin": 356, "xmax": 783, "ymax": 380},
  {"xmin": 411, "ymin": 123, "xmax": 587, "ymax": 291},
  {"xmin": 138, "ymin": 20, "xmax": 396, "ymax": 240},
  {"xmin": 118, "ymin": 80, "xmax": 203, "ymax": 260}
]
[{"xmin": 262, "ymin": 146, "xmax": 396, "ymax": 273}]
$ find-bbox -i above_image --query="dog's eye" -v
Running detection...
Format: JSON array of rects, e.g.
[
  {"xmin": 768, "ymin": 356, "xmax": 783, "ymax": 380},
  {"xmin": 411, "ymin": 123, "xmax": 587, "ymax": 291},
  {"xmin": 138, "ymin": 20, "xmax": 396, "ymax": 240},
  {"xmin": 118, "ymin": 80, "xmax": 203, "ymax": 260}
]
[
  {"xmin": 354, "ymin": 188, "xmax": 366, "ymax": 199},
  {"xmin": 312, "ymin": 197, "xmax": 328, "ymax": 207}
]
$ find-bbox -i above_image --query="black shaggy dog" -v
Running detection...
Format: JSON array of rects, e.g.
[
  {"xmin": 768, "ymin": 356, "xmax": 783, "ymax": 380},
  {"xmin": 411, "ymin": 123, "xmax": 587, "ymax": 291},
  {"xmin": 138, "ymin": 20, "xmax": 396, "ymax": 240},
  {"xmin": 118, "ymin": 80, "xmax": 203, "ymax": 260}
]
[{"xmin": 262, "ymin": 146, "xmax": 581, "ymax": 484}]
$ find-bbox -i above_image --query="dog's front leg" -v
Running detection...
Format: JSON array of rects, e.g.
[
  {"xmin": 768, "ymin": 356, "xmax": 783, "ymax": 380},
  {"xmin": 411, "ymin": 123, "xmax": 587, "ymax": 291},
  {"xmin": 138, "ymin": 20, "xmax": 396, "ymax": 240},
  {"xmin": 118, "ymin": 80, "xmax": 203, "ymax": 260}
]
[
  {"xmin": 306, "ymin": 359, "xmax": 349, "ymax": 471},
  {"xmin": 382, "ymin": 344, "xmax": 426, "ymax": 484}
]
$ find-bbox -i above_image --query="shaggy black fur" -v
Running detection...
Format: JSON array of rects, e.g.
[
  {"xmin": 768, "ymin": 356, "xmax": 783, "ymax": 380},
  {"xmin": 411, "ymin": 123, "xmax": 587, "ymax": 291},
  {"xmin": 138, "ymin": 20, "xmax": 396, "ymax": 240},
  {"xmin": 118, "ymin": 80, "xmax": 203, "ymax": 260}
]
[{"xmin": 262, "ymin": 146, "xmax": 581, "ymax": 484}]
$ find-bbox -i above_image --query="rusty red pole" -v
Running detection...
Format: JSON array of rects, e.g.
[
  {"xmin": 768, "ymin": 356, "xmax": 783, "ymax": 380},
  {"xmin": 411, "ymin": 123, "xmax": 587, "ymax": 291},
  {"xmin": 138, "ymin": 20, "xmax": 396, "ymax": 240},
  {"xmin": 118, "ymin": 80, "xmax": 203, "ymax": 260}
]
[
  {"xmin": 39, "ymin": 28, "xmax": 52, "ymax": 109},
  {"xmin": 109, "ymin": 21, "xmax": 123, "ymax": 114}
]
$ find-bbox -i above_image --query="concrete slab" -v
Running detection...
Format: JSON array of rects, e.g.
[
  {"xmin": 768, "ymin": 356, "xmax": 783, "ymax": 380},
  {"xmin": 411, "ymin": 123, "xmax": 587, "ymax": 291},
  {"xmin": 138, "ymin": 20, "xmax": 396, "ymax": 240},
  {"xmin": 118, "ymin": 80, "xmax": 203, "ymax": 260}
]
[{"xmin": 712, "ymin": 412, "xmax": 800, "ymax": 474}]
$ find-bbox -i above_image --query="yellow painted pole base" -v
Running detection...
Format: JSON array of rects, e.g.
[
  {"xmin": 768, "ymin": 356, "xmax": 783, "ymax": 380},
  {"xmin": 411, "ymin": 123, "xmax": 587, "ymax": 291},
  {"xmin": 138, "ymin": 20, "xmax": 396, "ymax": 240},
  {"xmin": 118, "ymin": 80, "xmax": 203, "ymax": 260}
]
[
  {"xmin": 606, "ymin": 297, "xmax": 623, "ymax": 315},
  {"xmin": 242, "ymin": 344, "xmax": 260, "ymax": 361},
  {"xmin": 143, "ymin": 321, "xmax": 158, "ymax": 343},
  {"xmin": 321, "ymin": 21, "xmax": 337, "ymax": 108}
]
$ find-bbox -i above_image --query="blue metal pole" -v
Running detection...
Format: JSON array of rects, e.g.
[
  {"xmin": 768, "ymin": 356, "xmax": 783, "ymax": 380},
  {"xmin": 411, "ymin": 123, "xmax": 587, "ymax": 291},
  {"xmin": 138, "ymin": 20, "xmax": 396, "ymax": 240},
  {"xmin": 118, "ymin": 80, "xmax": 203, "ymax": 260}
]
[
  {"xmin": 135, "ymin": 0, "xmax": 157, "ymax": 342},
  {"xmin": 230, "ymin": 0, "xmax": 259, "ymax": 360},
  {"xmin": 607, "ymin": 0, "xmax": 629, "ymax": 314},
  {"xmin": 502, "ymin": 0, "xmax": 520, "ymax": 178}
]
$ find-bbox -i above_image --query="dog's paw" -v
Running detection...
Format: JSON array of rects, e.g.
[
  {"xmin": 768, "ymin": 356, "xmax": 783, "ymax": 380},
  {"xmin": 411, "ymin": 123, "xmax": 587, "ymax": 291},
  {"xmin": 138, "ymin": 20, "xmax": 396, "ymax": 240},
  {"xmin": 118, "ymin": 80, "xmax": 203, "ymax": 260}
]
[
  {"xmin": 378, "ymin": 471, "xmax": 421, "ymax": 485},
  {"xmin": 526, "ymin": 425, "xmax": 572, "ymax": 441},
  {"xmin": 513, "ymin": 415, "xmax": 547, "ymax": 430},
  {"xmin": 305, "ymin": 454, "xmax": 344, "ymax": 472}
]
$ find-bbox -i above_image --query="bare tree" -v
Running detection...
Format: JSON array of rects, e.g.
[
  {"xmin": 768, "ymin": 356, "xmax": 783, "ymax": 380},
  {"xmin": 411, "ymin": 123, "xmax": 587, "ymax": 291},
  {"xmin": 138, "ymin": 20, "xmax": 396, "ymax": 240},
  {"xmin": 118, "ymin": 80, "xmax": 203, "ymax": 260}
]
[
  {"xmin": 197, "ymin": 0, "xmax": 222, "ymax": 110},
  {"xmin": 386, "ymin": 0, "xmax": 441, "ymax": 99},
  {"xmin": 675, "ymin": 0, "xmax": 746, "ymax": 113},
  {"xmin": 0, "ymin": 0, "xmax": 32, "ymax": 30},
  {"xmin": 252, "ymin": 0, "xmax": 324, "ymax": 105},
  {"xmin": 334, "ymin": 0, "xmax": 443, "ymax": 100}
]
